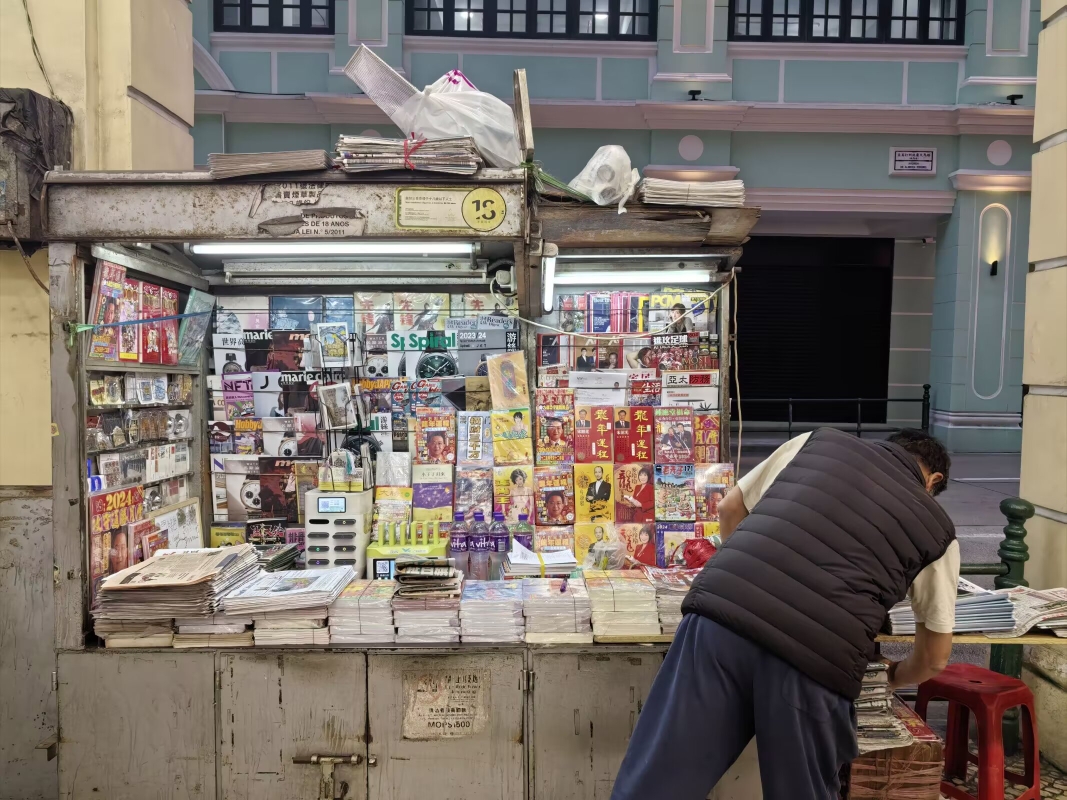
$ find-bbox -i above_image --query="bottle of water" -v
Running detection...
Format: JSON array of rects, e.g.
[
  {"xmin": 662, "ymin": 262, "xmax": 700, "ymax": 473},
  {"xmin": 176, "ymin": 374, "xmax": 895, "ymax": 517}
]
[
  {"xmin": 468, "ymin": 510, "xmax": 491, "ymax": 581},
  {"xmin": 511, "ymin": 513, "xmax": 535, "ymax": 551},
  {"xmin": 488, "ymin": 511, "xmax": 511, "ymax": 580},
  {"xmin": 449, "ymin": 511, "xmax": 470, "ymax": 578}
]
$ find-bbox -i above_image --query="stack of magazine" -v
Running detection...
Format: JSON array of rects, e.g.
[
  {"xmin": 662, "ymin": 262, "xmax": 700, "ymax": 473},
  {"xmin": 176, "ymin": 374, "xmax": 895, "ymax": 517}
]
[
  {"xmin": 585, "ymin": 570, "xmax": 661, "ymax": 637},
  {"xmin": 460, "ymin": 581, "xmax": 525, "ymax": 643},
  {"xmin": 635, "ymin": 177, "xmax": 745, "ymax": 208},
  {"xmin": 643, "ymin": 567, "xmax": 700, "ymax": 635},
  {"xmin": 502, "ymin": 540, "xmax": 577, "ymax": 579},
  {"xmin": 522, "ymin": 578, "xmax": 592, "ymax": 644},
  {"xmin": 854, "ymin": 662, "xmax": 913, "ymax": 754},
  {"xmin": 334, "ymin": 135, "xmax": 482, "ymax": 175},
  {"xmin": 329, "ymin": 580, "xmax": 396, "ymax": 644},
  {"xmin": 92, "ymin": 545, "xmax": 260, "ymax": 646},
  {"xmin": 887, "ymin": 577, "xmax": 1016, "ymax": 635},
  {"xmin": 173, "ymin": 613, "xmax": 253, "ymax": 648},
  {"xmin": 208, "ymin": 149, "xmax": 330, "ymax": 179},
  {"xmin": 253, "ymin": 607, "xmax": 330, "ymax": 646}
]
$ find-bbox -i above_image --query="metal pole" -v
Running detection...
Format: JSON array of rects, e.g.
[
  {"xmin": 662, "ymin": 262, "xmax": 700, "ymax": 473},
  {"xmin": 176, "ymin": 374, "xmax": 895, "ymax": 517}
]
[
  {"xmin": 856, "ymin": 400, "xmax": 862, "ymax": 438},
  {"xmin": 921, "ymin": 384, "xmax": 931, "ymax": 432},
  {"xmin": 787, "ymin": 400, "xmax": 793, "ymax": 440}
]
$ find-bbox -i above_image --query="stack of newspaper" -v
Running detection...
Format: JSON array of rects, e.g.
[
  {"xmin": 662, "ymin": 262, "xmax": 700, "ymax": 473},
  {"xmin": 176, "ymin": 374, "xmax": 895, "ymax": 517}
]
[
  {"xmin": 986, "ymin": 586, "xmax": 1067, "ymax": 639},
  {"xmin": 329, "ymin": 580, "xmax": 396, "ymax": 644},
  {"xmin": 253, "ymin": 607, "xmax": 330, "ymax": 646},
  {"xmin": 393, "ymin": 597, "xmax": 461, "ymax": 644},
  {"xmin": 886, "ymin": 578, "xmax": 1016, "ymax": 634},
  {"xmin": 173, "ymin": 613, "xmax": 254, "ymax": 648},
  {"xmin": 460, "ymin": 581, "xmax": 525, "ymax": 643},
  {"xmin": 585, "ymin": 570, "xmax": 661, "ymax": 637},
  {"xmin": 502, "ymin": 540, "xmax": 578, "ymax": 579},
  {"xmin": 643, "ymin": 567, "xmax": 700, "ymax": 635},
  {"xmin": 635, "ymin": 177, "xmax": 745, "ymax": 208},
  {"xmin": 255, "ymin": 543, "xmax": 300, "ymax": 571},
  {"xmin": 208, "ymin": 149, "xmax": 330, "ymax": 179},
  {"xmin": 334, "ymin": 135, "xmax": 482, "ymax": 175},
  {"xmin": 854, "ymin": 663, "xmax": 913, "ymax": 754},
  {"xmin": 522, "ymin": 578, "xmax": 593, "ymax": 644},
  {"xmin": 92, "ymin": 545, "xmax": 260, "ymax": 646}
]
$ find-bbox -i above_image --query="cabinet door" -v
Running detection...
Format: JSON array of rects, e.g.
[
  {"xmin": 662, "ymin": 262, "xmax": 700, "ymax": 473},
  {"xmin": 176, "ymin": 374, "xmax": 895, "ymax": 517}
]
[
  {"xmin": 218, "ymin": 652, "xmax": 368, "ymax": 800},
  {"xmin": 366, "ymin": 651, "xmax": 524, "ymax": 800},
  {"xmin": 58, "ymin": 651, "xmax": 216, "ymax": 800},
  {"xmin": 529, "ymin": 650, "xmax": 664, "ymax": 800}
]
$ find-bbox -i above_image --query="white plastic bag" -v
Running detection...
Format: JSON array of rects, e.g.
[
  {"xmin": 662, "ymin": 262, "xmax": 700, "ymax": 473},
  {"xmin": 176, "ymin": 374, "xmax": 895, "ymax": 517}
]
[
  {"xmin": 394, "ymin": 71, "xmax": 521, "ymax": 169},
  {"xmin": 568, "ymin": 145, "xmax": 639, "ymax": 213}
]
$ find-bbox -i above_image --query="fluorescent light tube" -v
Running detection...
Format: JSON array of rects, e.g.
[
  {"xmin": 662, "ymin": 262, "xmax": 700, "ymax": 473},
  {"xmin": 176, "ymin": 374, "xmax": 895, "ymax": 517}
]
[
  {"xmin": 542, "ymin": 255, "xmax": 557, "ymax": 314},
  {"xmin": 556, "ymin": 253, "xmax": 721, "ymax": 261},
  {"xmin": 554, "ymin": 269, "xmax": 711, "ymax": 286},
  {"xmin": 190, "ymin": 242, "xmax": 474, "ymax": 257}
]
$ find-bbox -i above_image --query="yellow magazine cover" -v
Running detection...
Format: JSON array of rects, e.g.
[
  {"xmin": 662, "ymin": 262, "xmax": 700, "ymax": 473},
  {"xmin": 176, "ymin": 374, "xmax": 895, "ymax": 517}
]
[
  {"xmin": 491, "ymin": 408, "xmax": 532, "ymax": 441},
  {"xmin": 574, "ymin": 463, "xmax": 615, "ymax": 523},
  {"xmin": 574, "ymin": 522, "xmax": 617, "ymax": 565},
  {"xmin": 493, "ymin": 436, "xmax": 533, "ymax": 466},
  {"xmin": 486, "ymin": 351, "xmax": 530, "ymax": 411},
  {"xmin": 493, "ymin": 465, "xmax": 535, "ymax": 523}
]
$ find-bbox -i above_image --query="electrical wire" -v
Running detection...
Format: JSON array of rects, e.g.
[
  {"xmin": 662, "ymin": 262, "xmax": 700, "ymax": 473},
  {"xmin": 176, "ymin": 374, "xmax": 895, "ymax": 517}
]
[
  {"xmin": 4, "ymin": 221, "xmax": 49, "ymax": 293},
  {"xmin": 20, "ymin": 0, "xmax": 58, "ymax": 101}
]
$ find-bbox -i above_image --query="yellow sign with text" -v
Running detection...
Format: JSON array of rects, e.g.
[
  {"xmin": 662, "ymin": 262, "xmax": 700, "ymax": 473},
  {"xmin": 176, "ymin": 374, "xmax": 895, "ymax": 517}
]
[{"xmin": 396, "ymin": 187, "xmax": 506, "ymax": 232}]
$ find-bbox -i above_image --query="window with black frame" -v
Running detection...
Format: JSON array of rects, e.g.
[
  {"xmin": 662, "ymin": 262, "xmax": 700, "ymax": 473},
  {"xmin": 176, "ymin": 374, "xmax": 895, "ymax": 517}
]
[
  {"xmin": 728, "ymin": 0, "xmax": 962, "ymax": 43},
  {"xmin": 215, "ymin": 0, "xmax": 334, "ymax": 33},
  {"xmin": 406, "ymin": 0, "xmax": 655, "ymax": 38}
]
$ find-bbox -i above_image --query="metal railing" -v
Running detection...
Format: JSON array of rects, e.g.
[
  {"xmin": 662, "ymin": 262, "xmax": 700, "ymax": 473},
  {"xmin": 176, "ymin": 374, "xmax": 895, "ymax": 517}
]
[{"xmin": 739, "ymin": 384, "xmax": 932, "ymax": 437}]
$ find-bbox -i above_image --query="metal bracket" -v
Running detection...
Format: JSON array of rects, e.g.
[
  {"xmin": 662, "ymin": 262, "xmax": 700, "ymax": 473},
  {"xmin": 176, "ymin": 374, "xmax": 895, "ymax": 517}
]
[
  {"xmin": 293, "ymin": 754, "xmax": 363, "ymax": 800},
  {"xmin": 36, "ymin": 733, "xmax": 58, "ymax": 761}
]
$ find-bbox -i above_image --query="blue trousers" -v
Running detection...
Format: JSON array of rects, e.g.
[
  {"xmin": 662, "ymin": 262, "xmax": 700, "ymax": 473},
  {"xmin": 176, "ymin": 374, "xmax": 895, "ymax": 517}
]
[{"xmin": 611, "ymin": 614, "xmax": 859, "ymax": 800}]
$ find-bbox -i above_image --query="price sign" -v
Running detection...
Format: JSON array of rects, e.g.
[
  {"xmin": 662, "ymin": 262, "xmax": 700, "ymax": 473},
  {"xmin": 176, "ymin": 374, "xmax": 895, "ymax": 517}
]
[{"xmin": 89, "ymin": 486, "xmax": 145, "ymax": 535}]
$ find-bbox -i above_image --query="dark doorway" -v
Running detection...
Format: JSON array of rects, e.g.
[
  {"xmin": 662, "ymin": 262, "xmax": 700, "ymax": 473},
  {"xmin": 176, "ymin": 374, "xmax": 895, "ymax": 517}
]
[{"xmin": 731, "ymin": 237, "xmax": 894, "ymax": 424}]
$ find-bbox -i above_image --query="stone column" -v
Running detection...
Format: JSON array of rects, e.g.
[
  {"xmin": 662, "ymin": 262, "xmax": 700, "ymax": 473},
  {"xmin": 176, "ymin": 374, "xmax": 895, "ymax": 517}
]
[{"xmin": 1020, "ymin": 0, "xmax": 1067, "ymax": 771}]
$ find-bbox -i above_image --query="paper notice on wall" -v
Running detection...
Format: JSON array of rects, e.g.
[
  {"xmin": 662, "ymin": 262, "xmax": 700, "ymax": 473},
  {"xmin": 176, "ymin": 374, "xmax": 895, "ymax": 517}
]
[{"xmin": 402, "ymin": 669, "xmax": 490, "ymax": 740}]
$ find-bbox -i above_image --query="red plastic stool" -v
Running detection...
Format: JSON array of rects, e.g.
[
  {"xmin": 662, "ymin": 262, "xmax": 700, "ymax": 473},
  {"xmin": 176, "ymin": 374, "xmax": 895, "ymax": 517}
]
[{"xmin": 915, "ymin": 663, "xmax": 1040, "ymax": 800}]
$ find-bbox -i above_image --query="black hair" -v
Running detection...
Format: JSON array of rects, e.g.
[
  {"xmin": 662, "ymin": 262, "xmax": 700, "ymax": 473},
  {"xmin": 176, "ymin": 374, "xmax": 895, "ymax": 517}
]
[
  {"xmin": 887, "ymin": 429, "xmax": 951, "ymax": 496},
  {"xmin": 638, "ymin": 466, "xmax": 653, "ymax": 481}
]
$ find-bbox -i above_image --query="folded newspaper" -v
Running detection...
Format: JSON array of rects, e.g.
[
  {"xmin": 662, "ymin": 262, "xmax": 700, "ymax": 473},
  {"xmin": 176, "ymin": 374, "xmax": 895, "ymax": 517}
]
[
  {"xmin": 393, "ymin": 556, "xmax": 463, "ymax": 598},
  {"xmin": 221, "ymin": 566, "xmax": 354, "ymax": 614},
  {"xmin": 983, "ymin": 586, "xmax": 1067, "ymax": 638}
]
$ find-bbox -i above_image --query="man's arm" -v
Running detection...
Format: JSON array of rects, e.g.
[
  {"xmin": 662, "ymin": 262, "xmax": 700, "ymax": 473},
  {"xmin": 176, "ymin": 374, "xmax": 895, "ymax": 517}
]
[
  {"xmin": 887, "ymin": 623, "xmax": 953, "ymax": 689},
  {"xmin": 717, "ymin": 485, "xmax": 750, "ymax": 542}
]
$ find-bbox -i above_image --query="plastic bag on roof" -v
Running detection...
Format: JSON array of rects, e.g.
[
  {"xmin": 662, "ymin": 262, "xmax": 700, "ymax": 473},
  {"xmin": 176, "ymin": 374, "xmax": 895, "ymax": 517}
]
[{"xmin": 568, "ymin": 145, "xmax": 639, "ymax": 214}]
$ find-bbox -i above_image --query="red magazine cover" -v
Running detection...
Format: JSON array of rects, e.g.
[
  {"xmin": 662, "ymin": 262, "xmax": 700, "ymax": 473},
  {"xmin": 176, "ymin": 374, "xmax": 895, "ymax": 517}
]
[
  {"xmin": 534, "ymin": 466, "xmax": 575, "ymax": 526},
  {"xmin": 118, "ymin": 278, "xmax": 141, "ymax": 363},
  {"xmin": 615, "ymin": 406, "xmax": 653, "ymax": 463},
  {"xmin": 651, "ymin": 331, "xmax": 700, "ymax": 373},
  {"xmin": 160, "ymin": 287, "xmax": 180, "ymax": 365},
  {"xmin": 576, "ymin": 404, "xmax": 613, "ymax": 463},
  {"xmin": 535, "ymin": 388, "xmax": 574, "ymax": 466},
  {"xmin": 694, "ymin": 412, "xmax": 720, "ymax": 463},
  {"xmin": 140, "ymin": 283, "xmax": 162, "ymax": 364},
  {"xmin": 87, "ymin": 261, "xmax": 126, "ymax": 361},
  {"xmin": 654, "ymin": 406, "xmax": 694, "ymax": 464}
]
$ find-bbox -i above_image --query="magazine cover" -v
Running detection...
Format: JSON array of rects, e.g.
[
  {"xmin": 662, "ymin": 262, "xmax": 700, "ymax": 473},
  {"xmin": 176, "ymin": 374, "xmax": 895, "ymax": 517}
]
[
  {"xmin": 614, "ymin": 463, "xmax": 655, "ymax": 523},
  {"xmin": 216, "ymin": 296, "xmax": 270, "ymax": 334},
  {"xmin": 117, "ymin": 278, "xmax": 141, "ymax": 362},
  {"xmin": 649, "ymin": 291, "xmax": 713, "ymax": 333},
  {"xmin": 534, "ymin": 466, "xmax": 575, "ymax": 526},
  {"xmin": 233, "ymin": 418, "xmax": 263, "ymax": 455},
  {"xmin": 454, "ymin": 292, "xmax": 518, "ymax": 319},
  {"xmin": 493, "ymin": 465, "xmax": 534, "ymax": 523},
  {"xmin": 558, "ymin": 294, "xmax": 586, "ymax": 334},
  {"xmin": 209, "ymin": 421, "xmax": 235, "ymax": 454},
  {"xmin": 491, "ymin": 407, "xmax": 531, "ymax": 441},
  {"xmin": 224, "ymin": 455, "xmax": 260, "ymax": 521},
  {"xmin": 654, "ymin": 406, "xmax": 694, "ymax": 464},
  {"xmin": 270, "ymin": 295, "xmax": 322, "ymax": 330},
  {"xmin": 87, "ymin": 261, "xmax": 126, "ymax": 361},
  {"xmin": 533, "ymin": 526, "xmax": 574, "ymax": 553},
  {"xmin": 160, "ymin": 287, "xmax": 180, "ymax": 366},
  {"xmin": 210, "ymin": 522, "xmax": 247, "ymax": 548},
  {"xmin": 241, "ymin": 329, "xmax": 272, "ymax": 371},
  {"xmin": 536, "ymin": 334, "xmax": 568, "ymax": 367},
  {"xmin": 616, "ymin": 522, "xmax": 658, "ymax": 566},
  {"xmin": 486, "ymin": 351, "xmax": 530, "ymax": 410},
  {"xmin": 213, "ymin": 332, "xmax": 247, "ymax": 376},
  {"xmin": 371, "ymin": 486, "xmax": 413, "ymax": 537},
  {"xmin": 293, "ymin": 460, "xmax": 320, "ymax": 525},
  {"xmin": 457, "ymin": 411, "xmax": 493, "ymax": 467},
  {"xmin": 597, "ymin": 337, "xmax": 623, "ymax": 370},
  {"xmin": 394, "ymin": 292, "xmax": 448, "ymax": 331},
  {"xmin": 414, "ymin": 406, "xmax": 457, "ymax": 465},
  {"xmin": 616, "ymin": 406, "xmax": 654, "ymax": 463},
  {"xmin": 315, "ymin": 321, "xmax": 350, "ymax": 366},
  {"xmin": 655, "ymin": 521, "xmax": 698, "ymax": 568},
  {"xmin": 456, "ymin": 467, "xmax": 494, "ymax": 522},
  {"xmin": 650, "ymin": 332, "xmax": 700, "ymax": 372},
  {"xmin": 258, "ymin": 457, "xmax": 301, "ymax": 523},
  {"xmin": 574, "ymin": 463, "xmax": 615, "ymax": 523},
  {"xmin": 318, "ymin": 382, "xmax": 356, "ymax": 430},
  {"xmin": 535, "ymin": 388, "xmax": 574, "ymax": 466},
  {"xmin": 247, "ymin": 518, "xmax": 287, "ymax": 545},
  {"xmin": 492, "ymin": 436, "xmax": 533, "ymax": 467},
  {"xmin": 575, "ymin": 404, "xmax": 613, "ymax": 463},
  {"xmin": 465, "ymin": 375, "xmax": 491, "ymax": 411},
  {"xmin": 139, "ymin": 282, "xmax": 163, "ymax": 365},
  {"xmin": 292, "ymin": 412, "xmax": 326, "ymax": 457},
  {"xmin": 223, "ymin": 374, "xmax": 255, "ymax": 420},
  {"xmin": 252, "ymin": 371, "xmax": 285, "ymax": 419},
  {"xmin": 177, "ymin": 289, "xmax": 216, "ymax": 367},
  {"xmin": 628, "ymin": 378, "xmax": 661, "ymax": 407},
  {"xmin": 574, "ymin": 522, "xmax": 618, "ymax": 565},
  {"xmin": 694, "ymin": 412, "xmax": 721, "ymax": 463},
  {"xmin": 324, "ymin": 295, "xmax": 356, "ymax": 328},
  {"xmin": 654, "ymin": 464, "xmax": 696, "ymax": 521},
  {"xmin": 696, "ymin": 463, "xmax": 736, "ymax": 522},
  {"xmin": 571, "ymin": 335, "xmax": 598, "ymax": 372},
  {"xmin": 456, "ymin": 328, "xmax": 516, "ymax": 376},
  {"xmin": 412, "ymin": 464, "xmax": 454, "ymax": 522},
  {"xmin": 661, "ymin": 370, "xmax": 720, "ymax": 411},
  {"xmin": 262, "ymin": 416, "xmax": 297, "ymax": 457},
  {"xmin": 355, "ymin": 291, "xmax": 394, "ymax": 333},
  {"xmin": 269, "ymin": 331, "xmax": 309, "ymax": 371}
]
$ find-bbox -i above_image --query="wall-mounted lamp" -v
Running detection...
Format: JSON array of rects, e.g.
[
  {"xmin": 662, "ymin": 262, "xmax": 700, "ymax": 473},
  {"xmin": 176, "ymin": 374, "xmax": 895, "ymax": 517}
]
[{"xmin": 990, "ymin": 259, "xmax": 999, "ymax": 277}]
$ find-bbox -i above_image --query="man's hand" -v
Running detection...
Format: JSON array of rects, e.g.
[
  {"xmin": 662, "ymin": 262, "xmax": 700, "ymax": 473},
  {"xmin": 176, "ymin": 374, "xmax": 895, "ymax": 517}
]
[
  {"xmin": 717, "ymin": 485, "xmax": 749, "ymax": 542},
  {"xmin": 887, "ymin": 623, "xmax": 953, "ymax": 689}
]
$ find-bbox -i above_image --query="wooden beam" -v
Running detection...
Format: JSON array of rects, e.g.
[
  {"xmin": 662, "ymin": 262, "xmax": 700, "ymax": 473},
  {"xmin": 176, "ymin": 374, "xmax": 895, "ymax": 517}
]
[{"xmin": 535, "ymin": 203, "xmax": 760, "ymax": 248}]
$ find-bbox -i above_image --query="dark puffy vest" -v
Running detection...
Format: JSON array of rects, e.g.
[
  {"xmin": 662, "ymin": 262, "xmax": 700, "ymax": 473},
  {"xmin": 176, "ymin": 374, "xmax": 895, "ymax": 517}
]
[{"xmin": 682, "ymin": 428, "xmax": 955, "ymax": 699}]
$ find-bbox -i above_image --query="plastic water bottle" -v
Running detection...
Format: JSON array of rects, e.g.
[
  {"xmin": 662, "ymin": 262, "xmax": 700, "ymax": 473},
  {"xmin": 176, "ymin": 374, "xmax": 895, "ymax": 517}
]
[
  {"xmin": 468, "ymin": 510, "xmax": 491, "ymax": 581},
  {"xmin": 511, "ymin": 513, "xmax": 535, "ymax": 551},
  {"xmin": 449, "ymin": 512, "xmax": 470, "ymax": 578},
  {"xmin": 489, "ymin": 511, "xmax": 511, "ymax": 580}
]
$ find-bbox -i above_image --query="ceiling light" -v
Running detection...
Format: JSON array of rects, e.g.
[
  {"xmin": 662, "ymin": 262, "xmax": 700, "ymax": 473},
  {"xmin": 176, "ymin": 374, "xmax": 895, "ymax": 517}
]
[
  {"xmin": 553, "ymin": 269, "xmax": 712, "ymax": 286},
  {"xmin": 189, "ymin": 242, "xmax": 474, "ymax": 257}
]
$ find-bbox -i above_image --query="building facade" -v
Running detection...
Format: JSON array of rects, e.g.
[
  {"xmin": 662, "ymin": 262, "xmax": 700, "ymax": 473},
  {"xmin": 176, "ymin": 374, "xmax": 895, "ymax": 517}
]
[{"xmin": 191, "ymin": 0, "xmax": 1040, "ymax": 452}]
